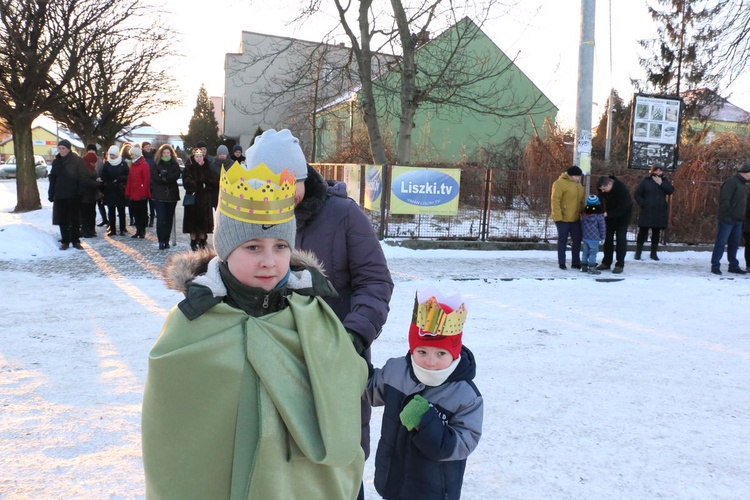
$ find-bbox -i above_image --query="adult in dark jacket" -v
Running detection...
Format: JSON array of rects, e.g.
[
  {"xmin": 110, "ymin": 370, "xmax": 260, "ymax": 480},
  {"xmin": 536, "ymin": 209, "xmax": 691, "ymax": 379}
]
[
  {"xmin": 100, "ymin": 145, "xmax": 130, "ymax": 236},
  {"xmin": 48, "ymin": 139, "xmax": 90, "ymax": 250},
  {"xmin": 182, "ymin": 148, "xmax": 214, "ymax": 250},
  {"xmin": 633, "ymin": 165, "xmax": 675, "ymax": 260},
  {"xmin": 209, "ymin": 145, "xmax": 233, "ymax": 209},
  {"xmin": 231, "ymin": 144, "xmax": 245, "ymax": 165},
  {"xmin": 596, "ymin": 175, "xmax": 633, "ymax": 273},
  {"xmin": 296, "ymin": 165, "xmax": 395, "ymax": 460},
  {"xmin": 80, "ymin": 144, "xmax": 100, "ymax": 238},
  {"xmin": 744, "ymin": 181, "xmax": 750, "ymax": 272},
  {"xmin": 150, "ymin": 144, "xmax": 182, "ymax": 250},
  {"xmin": 710, "ymin": 162, "xmax": 750, "ymax": 275}
]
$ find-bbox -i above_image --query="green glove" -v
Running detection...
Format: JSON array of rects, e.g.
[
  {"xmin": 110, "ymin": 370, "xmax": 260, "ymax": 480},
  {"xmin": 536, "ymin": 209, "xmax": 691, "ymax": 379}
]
[{"xmin": 399, "ymin": 395, "xmax": 431, "ymax": 431}]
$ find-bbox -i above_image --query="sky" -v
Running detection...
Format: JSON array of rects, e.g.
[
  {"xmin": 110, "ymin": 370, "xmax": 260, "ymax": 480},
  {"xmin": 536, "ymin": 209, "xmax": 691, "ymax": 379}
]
[
  {"xmin": 145, "ymin": 0, "xmax": 750, "ymax": 136},
  {"xmin": 1, "ymin": 177, "xmax": 749, "ymax": 498}
]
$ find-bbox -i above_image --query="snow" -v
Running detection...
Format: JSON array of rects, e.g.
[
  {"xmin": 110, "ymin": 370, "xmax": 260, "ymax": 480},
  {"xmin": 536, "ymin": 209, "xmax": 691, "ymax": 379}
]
[{"xmin": 1, "ymin": 179, "xmax": 749, "ymax": 499}]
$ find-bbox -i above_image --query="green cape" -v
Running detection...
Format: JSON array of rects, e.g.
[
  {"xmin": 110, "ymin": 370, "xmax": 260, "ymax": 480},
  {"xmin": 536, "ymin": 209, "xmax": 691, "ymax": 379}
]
[{"xmin": 142, "ymin": 294, "xmax": 367, "ymax": 499}]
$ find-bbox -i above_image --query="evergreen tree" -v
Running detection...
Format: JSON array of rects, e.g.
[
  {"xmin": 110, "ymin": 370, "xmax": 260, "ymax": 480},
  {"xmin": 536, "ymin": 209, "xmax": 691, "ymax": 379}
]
[
  {"xmin": 181, "ymin": 85, "xmax": 221, "ymax": 153},
  {"xmin": 250, "ymin": 126, "xmax": 264, "ymax": 146},
  {"xmin": 591, "ymin": 91, "xmax": 632, "ymax": 162},
  {"xmin": 635, "ymin": 0, "xmax": 721, "ymax": 96}
]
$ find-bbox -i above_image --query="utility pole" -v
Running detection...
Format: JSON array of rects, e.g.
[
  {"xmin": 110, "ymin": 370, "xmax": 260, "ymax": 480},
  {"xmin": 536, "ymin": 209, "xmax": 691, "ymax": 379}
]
[
  {"xmin": 574, "ymin": 0, "xmax": 596, "ymax": 193},
  {"xmin": 604, "ymin": 87, "xmax": 614, "ymax": 162}
]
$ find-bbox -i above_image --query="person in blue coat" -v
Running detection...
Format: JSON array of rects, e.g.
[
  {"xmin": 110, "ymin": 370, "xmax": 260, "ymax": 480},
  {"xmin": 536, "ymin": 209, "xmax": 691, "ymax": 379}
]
[{"xmin": 365, "ymin": 289, "xmax": 483, "ymax": 500}]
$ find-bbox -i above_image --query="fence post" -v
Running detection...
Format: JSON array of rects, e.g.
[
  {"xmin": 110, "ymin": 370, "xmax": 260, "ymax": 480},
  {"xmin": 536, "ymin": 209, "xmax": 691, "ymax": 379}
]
[
  {"xmin": 378, "ymin": 164, "xmax": 391, "ymax": 240},
  {"xmin": 480, "ymin": 168, "xmax": 492, "ymax": 241}
]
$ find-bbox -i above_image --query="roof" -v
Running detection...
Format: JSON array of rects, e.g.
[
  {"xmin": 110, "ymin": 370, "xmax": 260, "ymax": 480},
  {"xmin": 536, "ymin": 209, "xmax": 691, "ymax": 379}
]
[{"xmin": 682, "ymin": 89, "xmax": 750, "ymax": 123}]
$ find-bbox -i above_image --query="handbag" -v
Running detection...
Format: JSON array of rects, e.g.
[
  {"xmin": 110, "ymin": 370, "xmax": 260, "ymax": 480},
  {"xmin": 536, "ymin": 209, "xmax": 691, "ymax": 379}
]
[{"xmin": 183, "ymin": 192, "xmax": 196, "ymax": 206}]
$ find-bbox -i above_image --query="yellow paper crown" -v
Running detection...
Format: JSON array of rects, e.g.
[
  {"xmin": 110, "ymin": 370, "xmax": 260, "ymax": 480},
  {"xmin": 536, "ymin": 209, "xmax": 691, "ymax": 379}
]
[
  {"xmin": 218, "ymin": 161, "xmax": 296, "ymax": 224},
  {"xmin": 411, "ymin": 294, "xmax": 467, "ymax": 337}
]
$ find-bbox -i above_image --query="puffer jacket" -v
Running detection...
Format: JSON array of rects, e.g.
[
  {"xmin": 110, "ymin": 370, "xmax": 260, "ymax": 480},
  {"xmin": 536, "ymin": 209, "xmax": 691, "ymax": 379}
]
[
  {"xmin": 296, "ymin": 166, "xmax": 394, "ymax": 351},
  {"xmin": 550, "ymin": 173, "xmax": 585, "ymax": 222},
  {"xmin": 125, "ymin": 156, "xmax": 151, "ymax": 201},
  {"xmin": 365, "ymin": 347, "xmax": 483, "ymax": 500}
]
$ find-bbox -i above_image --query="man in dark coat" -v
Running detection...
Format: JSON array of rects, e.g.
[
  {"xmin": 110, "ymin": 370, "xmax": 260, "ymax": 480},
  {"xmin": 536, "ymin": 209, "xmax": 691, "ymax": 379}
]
[
  {"xmin": 48, "ymin": 139, "xmax": 90, "ymax": 250},
  {"xmin": 711, "ymin": 162, "xmax": 750, "ymax": 275},
  {"xmin": 596, "ymin": 175, "xmax": 633, "ymax": 274},
  {"xmin": 295, "ymin": 164, "xmax": 394, "ymax": 492},
  {"xmin": 633, "ymin": 165, "xmax": 675, "ymax": 260}
]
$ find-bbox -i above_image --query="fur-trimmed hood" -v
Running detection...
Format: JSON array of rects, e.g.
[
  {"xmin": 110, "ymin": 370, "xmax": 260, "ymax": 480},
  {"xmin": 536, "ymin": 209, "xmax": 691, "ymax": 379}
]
[{"xmin": 163, "ymin": 247, "xmax": 330, "ymax": 296}]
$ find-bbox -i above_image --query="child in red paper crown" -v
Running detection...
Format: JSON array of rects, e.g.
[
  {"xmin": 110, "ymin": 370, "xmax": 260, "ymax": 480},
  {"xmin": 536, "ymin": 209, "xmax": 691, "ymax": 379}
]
[{"xmin": 365, "ymin": 288, "xmax": 483, "ymax": 500}]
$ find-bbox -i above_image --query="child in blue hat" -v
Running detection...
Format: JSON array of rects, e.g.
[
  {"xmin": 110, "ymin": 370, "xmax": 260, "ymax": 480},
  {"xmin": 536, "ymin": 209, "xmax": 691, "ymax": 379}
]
[{"xmin": 581, "ymin": 194, "xmax": 606, "ymax": 273}]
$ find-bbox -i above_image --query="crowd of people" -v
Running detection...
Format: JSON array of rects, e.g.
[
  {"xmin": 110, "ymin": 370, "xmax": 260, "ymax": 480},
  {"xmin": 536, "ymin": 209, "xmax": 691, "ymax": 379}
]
[
  {"xmin": 550, "ymin": 162, "xmax": 750, "ymax": 275},
  {"xmin": 41, "ymin": 129, "xmax": 750, "ymax": 498},
  {"xmin": 48, "ymin": 139, "xmax": 233, "ymax": 252}
]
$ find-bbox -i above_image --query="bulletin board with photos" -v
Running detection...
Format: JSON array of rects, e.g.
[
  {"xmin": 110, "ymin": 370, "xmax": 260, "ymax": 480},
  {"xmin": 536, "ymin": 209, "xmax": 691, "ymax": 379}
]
[{"xmin": 627, "ymin": 93, "xmax": 683, "ymax": 170}]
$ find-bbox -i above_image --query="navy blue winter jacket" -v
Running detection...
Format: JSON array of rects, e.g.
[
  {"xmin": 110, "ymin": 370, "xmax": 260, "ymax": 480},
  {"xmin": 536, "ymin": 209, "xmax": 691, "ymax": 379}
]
[
  {"xmin": 295, "ymin": 166, "xmax": 393, "ymax": 350},
  {"xmin": 365, "ymin": 347, "xmax": 483, "ymax": 500}
]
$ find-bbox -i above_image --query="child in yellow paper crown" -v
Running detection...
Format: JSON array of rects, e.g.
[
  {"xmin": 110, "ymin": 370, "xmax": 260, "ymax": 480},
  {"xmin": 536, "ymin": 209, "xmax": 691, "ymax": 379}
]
[
  {"xmin": 365, "ymin": 287, "xmax": 483, "ymax": 500},
  {"xmin": 142, "ymin": 128, "xmax": 367, "ymax": 500}
]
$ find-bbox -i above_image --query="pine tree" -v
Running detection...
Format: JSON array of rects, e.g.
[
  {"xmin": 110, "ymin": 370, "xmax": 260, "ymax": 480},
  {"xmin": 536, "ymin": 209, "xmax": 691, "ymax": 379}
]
[
  {"xmin": 635, "ymin": 0, "xmax": 721, "ymax": 96},
  {"xmin": 591, "ymin": 91, "xmax": 631, "ymax": 162},
  {"xmin": 181, "ymin": 85, "xmax": 221, "ymax": 154}
]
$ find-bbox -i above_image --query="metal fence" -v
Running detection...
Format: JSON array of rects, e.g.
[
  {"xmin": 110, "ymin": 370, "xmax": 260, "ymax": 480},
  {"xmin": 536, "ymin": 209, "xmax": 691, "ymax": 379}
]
[{"xmin": 312, "ymin": 164, "xmax": 723, "ymax": 244}]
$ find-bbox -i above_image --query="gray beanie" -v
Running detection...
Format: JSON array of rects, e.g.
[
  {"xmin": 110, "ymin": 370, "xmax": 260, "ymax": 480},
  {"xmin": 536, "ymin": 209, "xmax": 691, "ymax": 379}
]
[
  {"xmin": 246, "ymin": 129, "xmax": 308, "ymax": 181},
  {"xmin": 216, "ymin": 145, "xmax": 229, "ymax": 156},
  {"xmin": 213, "ymin": 130, "xmax": 301, "ymax": 260}
]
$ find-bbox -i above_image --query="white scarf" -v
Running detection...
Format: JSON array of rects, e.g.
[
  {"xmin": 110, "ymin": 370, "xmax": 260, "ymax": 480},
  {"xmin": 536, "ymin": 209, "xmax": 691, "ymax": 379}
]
[
  {"xmin": 410, "ymin": 355, "xmax": 461, "ymax": 387},
  {"xmin": 108, "ymin": 156, "xmax": 122, "ymax": 166}
]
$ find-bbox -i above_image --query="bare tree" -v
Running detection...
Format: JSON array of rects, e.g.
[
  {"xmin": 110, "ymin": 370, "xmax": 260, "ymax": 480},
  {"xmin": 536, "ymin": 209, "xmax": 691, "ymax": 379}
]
[
  {"xmin": 294, "ymin": 0, "xmax": 549, "ymax": 165},
  {"xmin": 50, "ymin": 21, "xmax": 179, "ymax": 148},
  {"xmin": 712, "ymin": 0, "xmax": 750, "ymax": 84},
  {"xmin": 0, "ymin": 0, "xmax": 140, "ymax": 212},
  {"xmin": 226, "ymin": 33, "xmax": 380, "ymax": 160}
]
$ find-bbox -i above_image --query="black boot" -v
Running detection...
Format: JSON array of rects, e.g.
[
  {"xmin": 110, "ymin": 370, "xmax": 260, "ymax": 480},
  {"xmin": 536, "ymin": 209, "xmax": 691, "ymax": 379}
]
[
  {"xmin": 198, "ymin": 238, "xmax": 208, "ymax": 249},
  {"xmin": 190, "ymin": 239, "xmax": 198, "ymax": 251},
  {"xmin": 634, "ymin": 243, "xmax": 643, "ymax": 260},
  {"xmin": 650, "ymin": 244, "xmax": 659, "ymax": 261},
  {"xmin": 148, "ymin": 215, "xmax": 154, "ymax": 228}
]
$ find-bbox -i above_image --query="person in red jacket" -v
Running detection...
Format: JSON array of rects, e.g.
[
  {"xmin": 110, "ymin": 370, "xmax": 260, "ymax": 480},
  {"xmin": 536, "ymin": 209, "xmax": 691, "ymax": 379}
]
[{"xmin": 124, "ymin": 145, "xmax": 151, "ymax": 239}]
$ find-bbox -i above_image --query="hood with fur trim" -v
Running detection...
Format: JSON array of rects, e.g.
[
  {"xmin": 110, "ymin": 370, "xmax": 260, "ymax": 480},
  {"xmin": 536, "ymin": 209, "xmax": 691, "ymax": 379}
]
[
  {"xmin": 163, "ymin": 248, "xmax": 337, "ymax": 320},
  {"xmin": 163, "ymin": 248, "xmax": 331, "ymax": 295}
]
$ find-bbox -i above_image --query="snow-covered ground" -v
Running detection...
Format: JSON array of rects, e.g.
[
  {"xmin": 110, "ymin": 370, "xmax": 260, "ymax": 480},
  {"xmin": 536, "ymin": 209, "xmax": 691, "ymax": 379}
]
[{"xmin": 1, "ymin": 179, "xmax": 749, "ymax": 499}]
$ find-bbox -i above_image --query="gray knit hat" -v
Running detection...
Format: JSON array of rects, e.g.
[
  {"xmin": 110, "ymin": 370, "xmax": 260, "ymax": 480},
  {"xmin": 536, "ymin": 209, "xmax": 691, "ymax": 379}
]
[
  {"xmin": 246, "ymin": 129, "xmax": 308, "ymax": 181},
  {"xmin": 216, "ymin": 145, "xmax": 229, "ymax": 156},
  {"xmin": 213, "ymin": 129, "xmax": 302, "ymax": 260}
]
